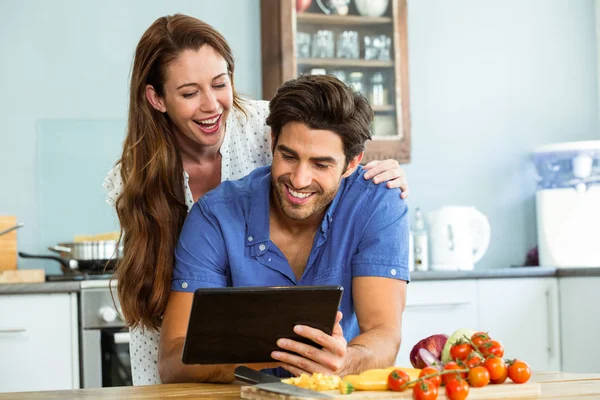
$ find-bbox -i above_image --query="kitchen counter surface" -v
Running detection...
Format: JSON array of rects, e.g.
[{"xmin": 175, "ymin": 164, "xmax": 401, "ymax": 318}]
[
  {"xmin": 2, "ymin": 372, "xmax": 600, "ymax": 399},
  {"xmin": 1, "ymin": 266, "xmax": 598, "ymax": 295},
  {"xmin": 0, "ymin": 280, "xmax": 82, "ymax": 294},
  {"xmin": 410, "ymin": 266, "xmax": 558, "ymax": 281},
  {"xmin": 555, "ymin": 267, "xmax": 600, "ymax": 277}
]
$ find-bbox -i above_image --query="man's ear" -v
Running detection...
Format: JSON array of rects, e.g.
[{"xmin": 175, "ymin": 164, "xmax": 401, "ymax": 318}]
[
  {"xmin": 342, "ymin": 152, "xmax": 364, "ymax": 178},
  {"xmin": 145, "ymin": 84, "xmax": 167, "ymax": 113},
  {"xmin": 271, "ymin": 131, "xmax": 275, "ymax": 153}
]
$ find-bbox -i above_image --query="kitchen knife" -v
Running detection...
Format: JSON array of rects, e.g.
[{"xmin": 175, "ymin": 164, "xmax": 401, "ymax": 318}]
[{"xmin": 235, "ymin": 366, "xmax": 333, "ymax": 399}]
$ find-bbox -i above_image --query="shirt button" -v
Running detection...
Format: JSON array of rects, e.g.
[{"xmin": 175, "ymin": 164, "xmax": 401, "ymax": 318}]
[
  {"xmin": 181, "ymin": 282, "xmax": 188, "ymax": 289},
  {"xmin": 248, "ymin": 236, "xmax": 254, "ymax": 242},
  {"xmin": 259, "ymin": 244, "xmax": 266, "ymax": 251},
  {"xmin": 390, "ymin": 269, "xmax": 397, "ymax": 276}
]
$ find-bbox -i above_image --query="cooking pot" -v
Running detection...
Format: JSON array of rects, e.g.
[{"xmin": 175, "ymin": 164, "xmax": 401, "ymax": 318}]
[{"xmin": 19, "ymin": 240, "xmax": 122, "ymax": 274}]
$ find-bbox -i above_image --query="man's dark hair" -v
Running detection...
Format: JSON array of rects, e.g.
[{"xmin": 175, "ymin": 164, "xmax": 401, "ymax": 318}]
[{"xmin": 266, "ymin": 74, "xmax": 373, "ymax": 165}]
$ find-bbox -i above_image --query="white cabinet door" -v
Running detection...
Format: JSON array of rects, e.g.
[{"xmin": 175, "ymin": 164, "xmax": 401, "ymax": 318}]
[
  {"xmin": 477, "ymin": 278, "xmax": 560, "ymax": 372},
  {"xmin": 0, "ymin": 293, "xmax": 79, "ymax": 392},
  {"xmin": 396, "ymin": 280, "xmax": 479, "ymax": 366},
  {"xmin": 559, "ymin": 277, "xmax": 600, "ymax": 373}
]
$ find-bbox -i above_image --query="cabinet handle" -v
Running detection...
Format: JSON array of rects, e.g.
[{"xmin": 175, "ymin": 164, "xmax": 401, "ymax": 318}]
[
  {"xmin": 545, "ymin": 289, "xmax": 554, "ymax": 360},
  {"xmin": 406, "ymin": 301, "xmax": 472, "ymax": 309},
  {"xmin": 113, "ymin": 332, "xmax": 130, "ymax": 344},
  {"xmin": 0, "ymin": 328, "xmax": 26, "ymax": 333}
]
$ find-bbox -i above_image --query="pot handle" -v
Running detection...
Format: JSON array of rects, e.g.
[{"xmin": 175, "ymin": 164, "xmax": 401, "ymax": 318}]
[
  {"xmin": 18, "ymin": 252, "xmax": 78, "ymax": 270},
  {"xmin": 469, "ymin": 209, "xmax": 491, "ymax": 264},
  {"xmin": 48, "ymin": 245, "xmax": 72, "ymax": 253}
]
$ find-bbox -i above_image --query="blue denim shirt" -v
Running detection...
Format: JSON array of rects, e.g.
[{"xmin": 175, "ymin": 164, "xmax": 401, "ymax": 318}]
[{"xmin": 172, "ymin": 165, "xmax": 410, "ymax": 375}]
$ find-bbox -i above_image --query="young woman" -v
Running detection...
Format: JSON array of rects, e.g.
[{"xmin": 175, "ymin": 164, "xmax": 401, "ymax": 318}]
[{"xmin": 104, "ymin": 14, "xmax": 410, "ymax": 385}]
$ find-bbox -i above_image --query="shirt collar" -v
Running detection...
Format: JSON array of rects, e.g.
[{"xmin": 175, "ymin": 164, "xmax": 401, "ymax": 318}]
[{"xmin": 246, "ymin": 166, "xmax": 356, "ymax": 244}]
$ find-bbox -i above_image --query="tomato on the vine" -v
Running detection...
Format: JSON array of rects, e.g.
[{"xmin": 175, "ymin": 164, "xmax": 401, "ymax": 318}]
[
  {"xmin": 465, "ymin": 352, "xmax": 483, "ymax": 369},
  {"xmin": 445, "ymin": 378, "xmax": 469, "ymax": 400},
  {"xmin": 419, "ymin": 367, "xmax": 442, "ymax": 388},
  {"xmin": 507, "ymin": 360, "xmax": 532, "ymax": 384},
  {"xmin": 388, "ymin": 369, "xmax": 410, "ymax": 391},
  {"xmin": 471, "ymin": 331, "xmax": 491, "ymax": 347},
  {"xmin": 442, "ymin": 362, "xmax": 466, "ymax": 386},
  {"xmin": 484, "ymin": 357, "xmax": 508, "ymax": 384},
  {"xmin": 480, "ymin": 340, "xmax": 504, "ymax": 358},
  {"xmin": 468, "ymin": 366, "xmax": 490, "ymax": 388},
  {"xmin": 450, "ymin": 342, "xmax": 472, "ymax": 361},
  {"xmin": 412, "ymin": 379, "xmax": 438, "ymax": 400}
]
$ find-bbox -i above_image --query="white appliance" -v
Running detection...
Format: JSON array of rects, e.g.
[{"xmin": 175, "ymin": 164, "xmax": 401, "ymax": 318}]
[
  {"xmin": 425, "ymin": 206, "xmax": 491, "ymax": 271},
  {"xmin": 533, "ymin": 140, "xmax": 600, "ymax": 267}
]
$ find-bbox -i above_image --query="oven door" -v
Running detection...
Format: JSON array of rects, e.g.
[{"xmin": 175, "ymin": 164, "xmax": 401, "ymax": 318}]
[{"xmin": 82, "ymin": 328, "xmax": 132, "ymax": 388}]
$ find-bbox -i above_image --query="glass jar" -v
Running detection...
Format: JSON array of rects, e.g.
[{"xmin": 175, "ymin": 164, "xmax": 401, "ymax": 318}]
[
  {"xmin": 347, "ymin": 72, "xmax": 365, "ymax": 94},
  {"xmin": 369, "ymin": 72, "xmax": 388, "ymax": 106}
]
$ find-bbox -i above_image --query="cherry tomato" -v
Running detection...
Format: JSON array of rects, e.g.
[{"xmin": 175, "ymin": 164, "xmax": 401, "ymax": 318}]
[
  {"xmin": 466, "ymin": 352, "xmax": 483, "ymax": 369},
  {"xmin": 419, "ymin": 367, "xmax": 442, "ymax": 388},
  {"xmin": 508, "ymin": 360, "xmax": 532, "ymax": 384},
  {"xmin": 480, "ymin": 340, "xmax": 504, "ymax": 358},
  {"xmin": 412, "ymin": 379, "xmax": 438, "ymax": 400},
  {"xmin": 388, "ymin": 369, "xmax": 410, "ymax": 391},
  {"xmin": 442, "ymin": 362, "xmax": 467, "ymax": 386},
  {"xmin": 445, "ymin": 378, "xmax": 469, "ymax": 400},
  {"xmin": 468, "ymin": 366, "xmax": 490, "ymax": 388},
  {"xmin": 450, "ymin": 343, "xmax": 472, "ymax": 361},
  {"xmin": 471, "ymin": 332, "xmax": 491, "ymax": 347},
  {"xmin": 484, "ymin": 357, "xmax": 508, "ymax": 384}
]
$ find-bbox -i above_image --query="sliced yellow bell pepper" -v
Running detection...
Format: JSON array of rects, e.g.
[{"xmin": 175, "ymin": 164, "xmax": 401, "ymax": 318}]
[{"xmin": 342, "ymin": 366, "xmax": 422, "ymax": 391}]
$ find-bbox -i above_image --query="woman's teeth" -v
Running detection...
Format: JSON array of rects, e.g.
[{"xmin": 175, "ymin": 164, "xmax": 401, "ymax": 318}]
[
  {"xmin": 289, "ymin": 188, "xmax": 311, "ymax": 199},
  {"xmin": 195, "ymin": 115, "xmax": 220, "ymax": 125}
]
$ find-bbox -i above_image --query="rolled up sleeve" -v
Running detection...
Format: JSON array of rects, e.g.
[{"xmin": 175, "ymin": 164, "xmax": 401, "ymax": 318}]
[{"xmin": 351, "ymin": 189, "xmax": 410, "ymax": 282}]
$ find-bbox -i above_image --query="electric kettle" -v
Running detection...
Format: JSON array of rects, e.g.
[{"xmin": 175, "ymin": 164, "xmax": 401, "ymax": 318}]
[{"xmin": 425, "ymin": 206, "xmax": 491, "ymax": 271}]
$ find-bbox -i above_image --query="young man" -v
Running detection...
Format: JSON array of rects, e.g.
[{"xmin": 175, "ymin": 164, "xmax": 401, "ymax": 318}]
[{"xmin": 159, "ymin": 74, "xmax": 410, "ymax": 383}]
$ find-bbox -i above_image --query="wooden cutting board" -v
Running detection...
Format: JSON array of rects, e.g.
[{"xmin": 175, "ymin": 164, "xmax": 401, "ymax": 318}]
[
  {"xmin": 0, "ymin": 269, "xmax": 45, "ymax": 284},
  {"xmin": 0, "ymin": 216, "xmax": 18, "ymax": 270},
  {"xmin": 241, "ymin": 381, "xmax": 542, "ymax": 399}
]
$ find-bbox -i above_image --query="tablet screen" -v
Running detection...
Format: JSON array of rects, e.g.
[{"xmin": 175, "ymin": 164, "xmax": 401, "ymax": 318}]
[{"xmin": 182, "ymin": 285, "xmax": 343, "ymax": 365}]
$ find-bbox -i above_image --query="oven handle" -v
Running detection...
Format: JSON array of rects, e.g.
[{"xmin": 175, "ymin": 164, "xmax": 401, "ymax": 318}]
[{"xmin": 113, "ymin": 331, "xmax": 130, "ymax": 344}]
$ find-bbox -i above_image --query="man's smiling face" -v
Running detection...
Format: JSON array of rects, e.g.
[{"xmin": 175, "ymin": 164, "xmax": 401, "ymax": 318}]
[{"xmin": 271, "ymin": 122, "xmax": 356, "ymax": 222}]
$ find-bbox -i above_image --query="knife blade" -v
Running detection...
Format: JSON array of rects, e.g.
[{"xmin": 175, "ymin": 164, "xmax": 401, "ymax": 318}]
[{"xmin": 235, "ymin": 366, "xmax": 333, "ymax": 399}]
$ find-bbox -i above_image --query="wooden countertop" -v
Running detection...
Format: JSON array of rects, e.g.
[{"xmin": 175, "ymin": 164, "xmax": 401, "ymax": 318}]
[{"xmin": 2, "ymin": 372, "xmax": 600, "ymax": 399}]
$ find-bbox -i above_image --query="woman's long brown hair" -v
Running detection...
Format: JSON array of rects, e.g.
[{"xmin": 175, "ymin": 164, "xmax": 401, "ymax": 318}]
[{"xmin": 115, "ymin": 14, "xmax": 245, "ymax": 331}]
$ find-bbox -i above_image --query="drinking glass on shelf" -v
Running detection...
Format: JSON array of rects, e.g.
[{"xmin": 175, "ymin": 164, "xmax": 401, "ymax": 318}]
[
  {"xmin": 347, "ymin": 71, "xmax": 365, "ymax": 94},
  {"xmin": 336, "ymin": 30, "xmax": 359, "ymax": 59},
  {"xmin": 310, "ymin": 68, "xmax": 327, "ymax": 75},
  {"xmin": 369, "ymin": 72, "xmax": 388, "ymax": 106},
  {"xmin": 296, "ymin": 32, "xmax": 311, "ymax": 59},
  {"xmin": 364, "ymin": 34, "xmax": 392, "ymax": 61},
  {"xmin": 311, "ymin": 30, "xmax": 335, "ymax": 58},
  {"xmin": 329, "ymin": 69, "xmax": 347, "ymax": 85},
  {"xmin": 379, "ymin": 35, "xmax": 392, "ymax": 61}
]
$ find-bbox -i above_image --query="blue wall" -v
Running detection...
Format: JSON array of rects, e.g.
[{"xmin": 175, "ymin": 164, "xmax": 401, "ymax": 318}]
[
  {"xmin": 402, "ymin": 0, "xmax": 599, "ymax": 268},
  {"xmin": 0, "ymin": 0, "xmax": 261, "ymax": 272},
  {"xmin": 0, "ymin": 0, "xmax": 598, "ymax": 272}
]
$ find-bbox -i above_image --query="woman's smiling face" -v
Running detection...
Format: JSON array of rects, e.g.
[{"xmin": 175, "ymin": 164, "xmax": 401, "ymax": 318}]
[{"xmin": 148, "ymin": 45, "xmax": 234, "ymax": 149}]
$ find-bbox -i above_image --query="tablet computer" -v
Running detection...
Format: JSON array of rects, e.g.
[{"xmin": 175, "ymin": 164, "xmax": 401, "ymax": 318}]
[{"xmin": 181, "ymin": 285, "xmax": 343, "ymax": 365}]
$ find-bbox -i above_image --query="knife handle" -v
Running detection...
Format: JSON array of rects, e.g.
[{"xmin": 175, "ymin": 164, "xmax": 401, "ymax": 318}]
[{"xmin": 234, "ymin": 366, "xmax": 281, "ymax": 384}]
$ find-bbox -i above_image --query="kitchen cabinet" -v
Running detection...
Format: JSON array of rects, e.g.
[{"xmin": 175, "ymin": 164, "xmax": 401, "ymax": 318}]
[
  {"xmin": 559, "ymin": 277, "xmax": 600, "ymax": 373},
  {"xmin": 477, "ymin": 278, "xmax": 561, "ymax": 372},
  {"xmin": 0, "ymin": 293, "xmax": 79, "ymax": 392},
  {"xmin": 396, "ymin": 280, "xmax": 478, "ymax": 366},
  {"xmin": 260, "ymin": 0, "xmax": 411, "ymax": 163}
]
